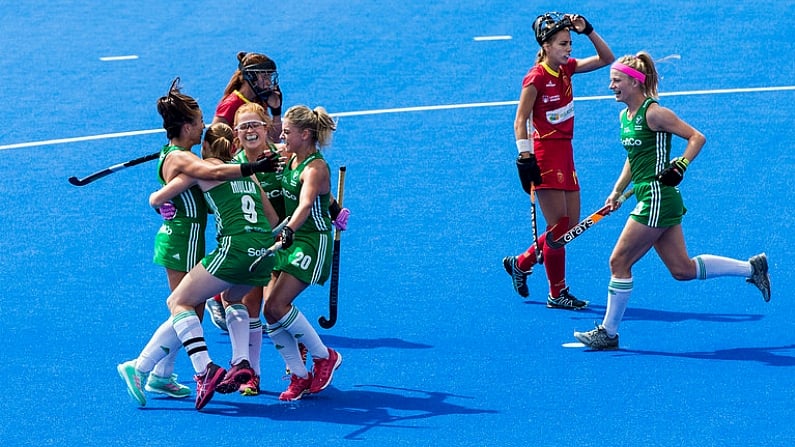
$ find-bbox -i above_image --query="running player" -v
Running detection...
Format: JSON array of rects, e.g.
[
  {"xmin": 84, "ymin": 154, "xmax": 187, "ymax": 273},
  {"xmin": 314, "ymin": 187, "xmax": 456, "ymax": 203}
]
[
  {"xmin": 502, "ymin": 12, "xmax": 615, "ymax": 309},
  {"xmin": 572, "ymin": 52, "xmax": 771, "ymax": 350}
]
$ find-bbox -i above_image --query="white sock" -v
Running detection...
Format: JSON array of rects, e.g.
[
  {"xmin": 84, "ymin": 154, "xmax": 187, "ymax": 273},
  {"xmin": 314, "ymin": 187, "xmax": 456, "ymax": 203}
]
[
  {"xmin": 248, "ymin": 319, "xmax": 263, "ymax": 376},
  {"xmin": 693, "ymin": 255, "xmax": 752, "ymax": 279},
  {"xmin": 602, "ymin": 277, "xmax": 633, "ymax": 337},
  {"xmin": 136, "ymin": 319, "xmax": 182, "ymax": 374},
  {"xmin": 278, "ymin": 305, "xmax": 328, "ymax": 360},
  {"xmin": 172, "ymin": 311, "xmax": 212, "ymax": 374},
  {"xmin": 266, "ymin": 321, "xmax": 307, "ymax": 378},
  {"xmin": 225, "ymin": 304, "xmax": 250, "ymax": 366}
]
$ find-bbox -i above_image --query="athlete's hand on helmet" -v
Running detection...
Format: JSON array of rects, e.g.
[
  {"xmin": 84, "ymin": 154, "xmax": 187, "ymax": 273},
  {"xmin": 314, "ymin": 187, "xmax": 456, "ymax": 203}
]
[
  {"xmin": 516, "ymin": 154, "xmax": 543, "ymax": 194},
  {"xmin": 656, "ymin": 157, "xmax": 689, "ymax": 187},
  {"xmin": 267, "ymin": 85, "xmax": 282, "ymax": 116},
  {"xmin": 567, "ymin": 14, "xmax": 593, "ymax": 35},
  {"xmin": 157, "ymin": 201, "xmax": 177, "ymax": 220}
]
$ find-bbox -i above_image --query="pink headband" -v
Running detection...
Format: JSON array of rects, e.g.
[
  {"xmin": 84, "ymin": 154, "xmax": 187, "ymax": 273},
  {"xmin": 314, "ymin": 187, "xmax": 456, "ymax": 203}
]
[{"xmin": 611, "ymin": 62, "xmax": 646, "ymax": 83}]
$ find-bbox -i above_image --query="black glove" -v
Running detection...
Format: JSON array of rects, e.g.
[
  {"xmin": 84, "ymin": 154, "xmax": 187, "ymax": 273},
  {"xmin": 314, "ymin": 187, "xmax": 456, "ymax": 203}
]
[
  {"xmin": 656, "ymin": 157, "xmax": 689, "ymax": 187},
  {"xmin": 240, "ymin": 152, "xmax": 280, "ymax": 176},
  {"xmin": 573, "ymin": 14, "xmax": 593, "ymax": 35},
  {"xmin": 280, "ymin": 226, "xmax": 295, "ymax": 249},
  {"xmin": 268, "ymin": 85, "xmax": 282, "ymax": 116},
  {"xmin": 516, "ymin": 155, "xmax": 543, "ymax": 194}
]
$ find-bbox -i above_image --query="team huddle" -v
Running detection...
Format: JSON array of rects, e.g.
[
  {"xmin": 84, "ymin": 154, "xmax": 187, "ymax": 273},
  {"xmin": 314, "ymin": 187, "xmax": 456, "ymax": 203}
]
[
  {"xmin": 501, "ymin": 12, "xmax": 771, "ymax": 350},
  {"xmin": 117, "ymin": 52, "xmax": 349, "ymax": 410}
]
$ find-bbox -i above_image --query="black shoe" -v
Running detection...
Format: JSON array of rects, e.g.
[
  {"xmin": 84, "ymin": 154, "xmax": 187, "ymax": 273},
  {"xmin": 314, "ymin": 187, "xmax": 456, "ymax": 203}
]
[
  {"xmin": 547, "ymin": 287, "xmax": 588, "ymax": 310},
  {"xmin": 746, "ymin": 253, "xmax": 771, "ymax": 302},
  {"xmin": 502, "ymin": 256, "xmax": 531, "ymax": 298}
]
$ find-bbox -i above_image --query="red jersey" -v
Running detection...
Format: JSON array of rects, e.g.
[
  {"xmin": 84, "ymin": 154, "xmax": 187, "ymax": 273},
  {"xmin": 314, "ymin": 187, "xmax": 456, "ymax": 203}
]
[
  {"xmin": 214, "ymin": 90, "xmax": 251, "ymax": 124},
  {"xmin": 521, "ymin": 58, "xmax": 577, "ymax": 140}
]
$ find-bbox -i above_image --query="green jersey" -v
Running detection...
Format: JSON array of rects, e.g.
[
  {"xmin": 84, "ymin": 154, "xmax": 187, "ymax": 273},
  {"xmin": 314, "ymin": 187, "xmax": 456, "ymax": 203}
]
[
  {"xmin": 153, "ymin": 144, "xmax": 208, "ymax": 272},
  {"xmin": 203, "ymin": 177, "xmax": 272, "ymax": 238},
  {"xmin": 620, "ymin": 98, "xmax": 685, "ymax": 228},
  {"xmin": 233, "ymin": 147, "xmax": 285, "ymax": 219},
  {"xmin": 157, "ymin": 145, "xmax": 208, "ymax": 222},
  {"xmin": 620, "ymin": 97, "xmax": 672, "ymax": 185},
  {"xmin": 281, "ymin": 152, "xmax": 332, "ymax": 234}
]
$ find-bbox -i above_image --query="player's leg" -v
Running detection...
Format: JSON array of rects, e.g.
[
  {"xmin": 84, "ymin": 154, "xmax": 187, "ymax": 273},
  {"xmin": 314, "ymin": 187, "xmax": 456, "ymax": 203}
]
[
  {"xmin": 655, "ymin": 225, "xmax": 770, "ymax": 301},
  {"xmin": 574, "ymin": 218, "xmax": 659, "ymax": 349}
]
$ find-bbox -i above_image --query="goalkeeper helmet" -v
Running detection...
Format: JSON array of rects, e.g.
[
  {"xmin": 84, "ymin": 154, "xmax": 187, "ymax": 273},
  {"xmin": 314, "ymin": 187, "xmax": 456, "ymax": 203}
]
[
  {"xmin": 532, "ymin": 12, "xmax": 572, "ymax": 45},
  {"xmin": 238, "ymin": 53, "xmax": 279, "ymax": 102}
]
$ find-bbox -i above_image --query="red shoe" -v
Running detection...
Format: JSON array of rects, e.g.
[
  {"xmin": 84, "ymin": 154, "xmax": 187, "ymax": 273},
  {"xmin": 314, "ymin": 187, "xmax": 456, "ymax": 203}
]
[
  {"xmin": 310, "ymin": 348, "xmax": 342, "ymax": 394},
  {"xmin": 194, "ymin": 362, "xmax": 226, "ymax": 410},
  {"xmin": 279, "ymin": 373, "xmax": 313, "ymax": 401},
  {"xmin": 215, "ymin": 359, "xmax": 254, "ymax": 394}
]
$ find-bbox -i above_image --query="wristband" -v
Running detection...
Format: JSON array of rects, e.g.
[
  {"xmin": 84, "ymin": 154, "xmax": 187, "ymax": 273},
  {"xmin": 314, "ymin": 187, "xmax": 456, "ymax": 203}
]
[
  {"xmin": 269, "ymin": 105, "xmax": 281, "ymax": 116},
  {"xmin": 240, "ymin": 163, "xmax": 254, "ymax": 177},
  {"xmin": 516, "ymin": 139, "xmax": 533, "ymax": 155}
]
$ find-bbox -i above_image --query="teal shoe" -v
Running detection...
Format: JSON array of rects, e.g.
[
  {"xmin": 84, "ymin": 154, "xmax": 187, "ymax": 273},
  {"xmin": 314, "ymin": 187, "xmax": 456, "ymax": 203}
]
[
  {"xmin": 117, "ymin": 360, "xmax": 147, "ymax": 406},
  {"xmin": 145, "ymin": 373, "xmax": 191, "ymax": 398}
]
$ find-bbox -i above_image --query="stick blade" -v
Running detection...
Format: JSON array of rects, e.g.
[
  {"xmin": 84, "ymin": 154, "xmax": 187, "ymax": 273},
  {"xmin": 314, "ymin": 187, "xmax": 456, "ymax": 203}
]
[{"xmin": 68, "ymin": 176, "xmax": 86, "ymax": 186}]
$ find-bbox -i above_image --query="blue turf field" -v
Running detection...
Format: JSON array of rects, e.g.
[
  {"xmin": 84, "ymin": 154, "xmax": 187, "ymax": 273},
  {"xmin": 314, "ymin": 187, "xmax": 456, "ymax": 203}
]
[{"xmin": 1, "ymin": 1, "xmax": 794, "ymax": 445}]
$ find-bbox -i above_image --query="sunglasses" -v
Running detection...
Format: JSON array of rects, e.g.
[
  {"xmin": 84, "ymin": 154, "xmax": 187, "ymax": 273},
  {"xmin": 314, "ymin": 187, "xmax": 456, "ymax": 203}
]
[{"xmin": 235, "ymin": 120, "xmax": 267, "ymax": 131}]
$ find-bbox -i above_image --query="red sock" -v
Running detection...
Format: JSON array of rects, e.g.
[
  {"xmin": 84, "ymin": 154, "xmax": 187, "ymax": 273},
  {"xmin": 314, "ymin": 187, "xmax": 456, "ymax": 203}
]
[
  {"xmin": 213, "ymin": 294, "xmax": 222, "ymax": 303},
  {"xmin": 543, "ymin": 217, "xmax": 570, "ymax": 297},
  {"xmin": 516, "ymin": 232, "xmax": 547, "ymax": 271}
]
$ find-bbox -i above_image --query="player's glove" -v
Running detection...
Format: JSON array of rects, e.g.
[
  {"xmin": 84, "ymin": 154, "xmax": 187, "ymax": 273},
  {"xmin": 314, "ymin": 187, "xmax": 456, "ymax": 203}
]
[
  {"xmin": 516, "ymin": 154, "xmax": 543, "ymax": 194},
  {"xmin": 240, "ymin": 152, "xmax": 281, "ymax": 176},
  {"xmin": 157, "ymin": 201, "xmax": 177, "ymax": 220},
  {"xmin": 268, "ymin": 85, "xmax": 282, "ymax": 116},
  {"xmin": 656, "ymin": 157, "xmax": 689, "ymax": 187},
  {"xmin": 280, "ymin": 226, "xmax": 295, "ymax": 249},
  {"xmin": 572, "ymin": 14, "xmax": 593, "ymax": 35},
  {"xmin": 329, "ymin": 200, "xmax": 350, "ymax": 231}
]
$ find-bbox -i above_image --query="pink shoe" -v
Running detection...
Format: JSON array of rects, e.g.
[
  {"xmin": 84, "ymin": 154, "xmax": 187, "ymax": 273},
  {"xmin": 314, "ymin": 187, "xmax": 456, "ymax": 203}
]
[
  {"xmin": 279, "ymin": 373, "xmax": 313, "ymax": 401},
  {"xmin": 310, "ymin": 348, "xmax": 342, "ymax": 394},
  {"xmin": 215, "ymin": 359, "xmax": 254, "ymax": 394},
  {"xmin": 194, "ymin": 362, "xmax": 226, "ymax": 410}
]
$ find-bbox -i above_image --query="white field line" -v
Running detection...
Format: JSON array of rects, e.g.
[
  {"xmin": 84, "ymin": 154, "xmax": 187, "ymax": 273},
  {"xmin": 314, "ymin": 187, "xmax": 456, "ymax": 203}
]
[{"xmin": 2, "ymin": 85, "xmax": 794, "ymax": 151}]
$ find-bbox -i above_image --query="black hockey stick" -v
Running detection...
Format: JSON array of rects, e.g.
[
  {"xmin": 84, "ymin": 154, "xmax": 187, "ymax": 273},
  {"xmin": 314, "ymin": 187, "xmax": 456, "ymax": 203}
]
[
  {"xmin": 319, "ymin": 166, "xmax": 346, "ymax": 329},
  {"xmin": 68, "ymin": 151, "xmax": 160, "ymax": 186},
  {"xmin": 546, "ymin": 189, "xmax": 635, "ymax": 249},
  {"xmin": 529, "ymin": 184, "xmax": 543, "ymax": 264}
]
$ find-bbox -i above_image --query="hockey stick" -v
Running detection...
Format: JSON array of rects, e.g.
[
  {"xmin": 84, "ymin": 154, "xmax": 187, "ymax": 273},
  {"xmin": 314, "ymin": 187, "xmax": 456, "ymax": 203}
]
[
  {"xmin": 319, "ymin": 166, "xmax": 346, "ymax": 329},
  {"xmin": 247, "ymin": 217, "xmax": 290, "ymax": 273},
  {"xmin": 68, "ymin": 151, "xmax": 160, "ymax": 186},
  {"xmin": 529, "ymin": 184, "xmax": 543, "ymax": 264},
  {"xmin": 546, "ymin": 189, "xmax": 635, "ymax": 249}
]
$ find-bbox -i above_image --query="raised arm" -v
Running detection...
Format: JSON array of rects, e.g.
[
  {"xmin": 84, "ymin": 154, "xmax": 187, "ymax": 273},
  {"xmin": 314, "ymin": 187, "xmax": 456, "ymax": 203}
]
[{"xmin": 569, "ymin": 14, "xmax": 615, "ymax": 73}]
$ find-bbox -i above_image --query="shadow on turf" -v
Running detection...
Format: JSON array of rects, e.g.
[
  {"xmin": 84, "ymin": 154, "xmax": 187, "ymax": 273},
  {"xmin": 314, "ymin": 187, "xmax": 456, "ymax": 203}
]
[
  {"xmin": 614, "ymin": 344, "xmax": 795, "ymax": 367},
  {"xmin": 524, "ymin": 300, "xmax": 765, "ymax": 324},
  {"xmin": 199, "ymin": 384, "xmax": 498, "ymax": 440},
  {"xmin": 214, "ymin": 334, "xmax": 434, "ymax": 351}
]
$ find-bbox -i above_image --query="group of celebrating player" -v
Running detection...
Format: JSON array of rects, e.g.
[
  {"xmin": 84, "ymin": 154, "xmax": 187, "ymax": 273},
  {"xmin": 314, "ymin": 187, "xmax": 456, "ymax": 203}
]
[{"xmin": 117, "ymin": 51, "xmax": 349, "ymax": 410}]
